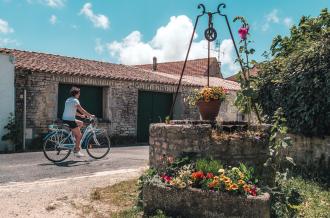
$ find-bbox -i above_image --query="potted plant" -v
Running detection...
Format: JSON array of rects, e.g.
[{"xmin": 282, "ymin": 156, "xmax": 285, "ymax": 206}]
[
  {"xmin": 165, "ymin": 116, "xmax": 171, "ymax": 124},
  {"xmin": 187, "ymin": 86, "xmax": 227, "ymax": 121}
]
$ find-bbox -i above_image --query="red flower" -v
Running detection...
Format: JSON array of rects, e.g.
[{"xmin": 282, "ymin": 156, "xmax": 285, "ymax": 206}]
[
  {"xmin": 206, "ymin": 172, "xmax": 214, "ymax": 179},
  {"xmin": 161, "ymin": 174, "xmax": 172, "ymax": 183},
  {"xmin": 191, "ymin": 171, "xmax": 205, "ymax": 180},
  {"xmin": 238, "ymin": 27, "xmax": 249, "ymax": 40},
  {"xmin": 249, "ymin": 185, "xmax": 257, "ymax": 196}
]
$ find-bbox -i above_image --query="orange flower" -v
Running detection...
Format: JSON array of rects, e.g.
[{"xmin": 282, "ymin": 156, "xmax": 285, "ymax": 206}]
[
  {"xmin": 191, "ymin": 171, "xmax": 204, "ymax": 180},
  {"xmin": 238, "ymin": 179, "xmax": 245, "ymax": 185},
  {"xmin": 243, "ymin": 184, "xmax": 251, "ymax": 192},
  {"xmin": 223, "ymin": 177, "xmax": 232, "ymax": 184},
  {"xmin": 230, "ymin": 183, "xmax": 239, "ymax": 190},
  {"xmin": 208, "ymin": 180, "xmax": 219, "ymax": 189}
]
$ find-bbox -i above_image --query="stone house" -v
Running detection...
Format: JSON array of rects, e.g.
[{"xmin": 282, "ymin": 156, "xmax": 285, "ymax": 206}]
[{"xmin": 0, "ymin": 48, "xmax": 241, "ymax": 151}]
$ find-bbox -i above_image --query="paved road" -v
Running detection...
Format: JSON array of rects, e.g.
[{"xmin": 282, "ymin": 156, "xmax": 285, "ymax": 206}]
[{"xmin": 0, "ymin": 145, "xmax": 149, "ymax": 184}]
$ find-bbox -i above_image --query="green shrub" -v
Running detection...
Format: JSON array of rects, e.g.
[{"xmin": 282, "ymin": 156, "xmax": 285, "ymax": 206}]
[
  {"xmin": 195, "ymin": 159, "xmax": 223, "ymax": 175},
  {"xmin": 256, "ymin": 9, "xmax": 330, "ymax": 136}
]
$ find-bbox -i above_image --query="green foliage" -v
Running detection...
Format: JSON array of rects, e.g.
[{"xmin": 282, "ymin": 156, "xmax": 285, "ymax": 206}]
[
  {"xmin": 264, "ymin": 108, "xmax": 293, "ymax": 173},
  {"xmin": 195, "ymin": 159, "xmax": 223, "ymax": 175},
  {"xmin": 270, "ymin": 176, "xmax": 330, "ymax": 218},
  {"xmin": 1, "ymin": 113, "xmax": 21, "ymax": 146},
  {"xmin": 256, "ymin": 8, "xmax": 330, "ymax": 136}
]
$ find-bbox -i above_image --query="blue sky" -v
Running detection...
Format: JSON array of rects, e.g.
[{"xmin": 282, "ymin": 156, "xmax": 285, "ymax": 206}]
[{"xmin": 0, "ymin": 0, "xmax": 328, "ymax": 77}]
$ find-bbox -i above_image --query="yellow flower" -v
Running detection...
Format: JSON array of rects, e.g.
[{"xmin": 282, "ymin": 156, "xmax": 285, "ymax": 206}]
[
  {"xmin": 239, "ymin": 172, "xmax": 245, "ymax": 179},
  {"xmin": 218, "ymin": 169, "xmax": 225, "ymax": 174}
]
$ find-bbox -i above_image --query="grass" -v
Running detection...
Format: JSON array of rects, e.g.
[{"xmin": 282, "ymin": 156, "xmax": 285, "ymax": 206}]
[{"xmin": 282, "ymin": 177, "xmax": 330, "ymax": 217}]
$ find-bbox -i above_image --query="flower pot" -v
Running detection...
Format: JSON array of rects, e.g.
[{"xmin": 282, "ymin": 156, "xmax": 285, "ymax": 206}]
[{"xmin": 197, "ymin": 100, "xmax": 221, "ymax": 121}]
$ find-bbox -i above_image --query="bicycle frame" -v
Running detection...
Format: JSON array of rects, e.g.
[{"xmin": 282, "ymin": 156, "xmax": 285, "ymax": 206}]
[{"xmin": 48, "ymin": 121, "xmax": 100, "ymax": 150}]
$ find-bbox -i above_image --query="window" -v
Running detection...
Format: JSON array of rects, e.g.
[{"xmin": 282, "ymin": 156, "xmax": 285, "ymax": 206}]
[{"xmin": 57, "ymin": 84, "xmax": 103, "ymax": 118}]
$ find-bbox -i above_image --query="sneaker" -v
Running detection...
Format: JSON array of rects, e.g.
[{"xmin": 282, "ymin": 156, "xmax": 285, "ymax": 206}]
[{"xmin": 73, "ymin": 151, "xmax": 85, "ymax": 158}]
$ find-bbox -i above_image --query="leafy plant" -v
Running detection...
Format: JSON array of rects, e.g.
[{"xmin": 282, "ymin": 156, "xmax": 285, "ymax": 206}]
[
  {"xmin": 256, "ymin": 8, "xmax": 330, "ymax": 136},
  {"xmin": 195, "ymin": 159, "xmax": 223, "ymax": 175},
  {"xmin": 1, "ymin": 113, "xmax": 22, "ymax": 146}
]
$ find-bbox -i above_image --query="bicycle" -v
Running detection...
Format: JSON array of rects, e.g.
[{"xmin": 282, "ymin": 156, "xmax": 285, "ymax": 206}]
[{"xmin": 43, "ymin": 117, "xmax": 111, "ymax": 162}]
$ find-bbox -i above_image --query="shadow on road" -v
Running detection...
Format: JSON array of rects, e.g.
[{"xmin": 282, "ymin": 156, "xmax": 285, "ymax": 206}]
[{"xmin": 39, "ymin": 160, "xmax": 93, "ymax": 167}]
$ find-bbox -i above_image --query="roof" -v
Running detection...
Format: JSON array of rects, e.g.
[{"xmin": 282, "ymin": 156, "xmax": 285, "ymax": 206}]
[
  {"xmin": 225, "ymin": 67, "xmax": 259, "ymax": 82},
  {"xmin": 150, "ymin": 71, "xmax": 240, "ymax": 91},
  {"xmin": 136, "ymin": 57, "xmax": 223, "ymax": 78},
  {"xmin": 0, "ymin": 48, "xmax": 185, "ymax": 85},
  {"xmin": 0, "ymin": 48, "xmax": 240, "ymax": 90}
]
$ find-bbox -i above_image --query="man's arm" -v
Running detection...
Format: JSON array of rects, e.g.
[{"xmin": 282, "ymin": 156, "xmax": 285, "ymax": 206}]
[
  {"xmin": 76, "ymin": 111, "xmax": 86, "ymax": 118},
  {"xmin": 77, "ymin": 104, "xmax": 93, "ymax": 117}
]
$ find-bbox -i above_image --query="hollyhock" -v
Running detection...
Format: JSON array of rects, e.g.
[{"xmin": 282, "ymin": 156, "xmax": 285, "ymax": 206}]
[{"xmin": 238, "ymin": 27, "xmax": 249, "ymax": 40}]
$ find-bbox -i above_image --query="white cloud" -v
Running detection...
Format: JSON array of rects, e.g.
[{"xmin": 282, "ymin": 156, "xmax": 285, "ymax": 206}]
[
  {"xmin": 283, "ymin": 17, "xmax": 294, "ymax": 28},
  {"xmin": 80, "ymin": 3, "xmax": 109, "ymax": 30},
  {"xmin": 45, "ymin": 0, "xmax": 64, "ymax": 8},
  {"xmin": 95, "ymin": 38, "xmax": 104, "ymax": 54},
  {"xmin": 27, "ymin": 0, "xmax": 65, "ymax": 8},
  {"xmin": 107, "ymin": 15, "xmax": 220, "ymax": 65},
  {"xmin": 262, "ymin": 9, "xmax": 280, "ymax": 32},
  {"xmin": 262, "ymin": 10, "xmax": 295, "ymax": 32},
  {"xmin": 0, "ymin": 18, "xmax": 14, "ymax": 34},
  {"xmin": 0, "ymin": 38, "xmax": 19, "ymax": 47},
  {"xmin": 219, "ymin": 39, "xmax": 240, "ymax": 77},
  {"xmin": 49, "ymin": 15, "xmax": 57, "ymax": 24},
  {"xmin": 266, "ymin": 9, "xmax": 280, "ymax": 23}
]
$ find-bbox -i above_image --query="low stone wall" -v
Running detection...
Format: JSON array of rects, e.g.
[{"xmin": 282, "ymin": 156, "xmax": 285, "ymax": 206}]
[
  {"xmin": 286, "ymin": 134, "xmax": 330, "ymax": 172},
  {"xmin": 149, "ymin": 122, "xmax": 270, "ymax": 179},
  {"xmin": 143, "ymin": 184, "xmax": 270, "ymax": 218}
]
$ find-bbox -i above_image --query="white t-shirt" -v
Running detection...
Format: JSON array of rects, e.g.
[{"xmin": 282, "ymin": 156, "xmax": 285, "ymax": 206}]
[{"xmin": 62, "ymin": 97, "xmax": 80, "ymax": 121}]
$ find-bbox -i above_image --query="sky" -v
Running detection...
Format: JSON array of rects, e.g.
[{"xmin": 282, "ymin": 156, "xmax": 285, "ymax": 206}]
[{"xmin": 0, "ymin": 0, "xmax": 328, "ymax": 77}]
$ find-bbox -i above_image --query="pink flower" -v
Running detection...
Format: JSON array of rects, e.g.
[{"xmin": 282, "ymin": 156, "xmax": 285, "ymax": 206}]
[
  {"xmin": 161, "ymin": 174, "xmax": 173, "ymax": 183},
  {"xmin": 238, "ymin": 27, "xmax": 249, "ymax": 40}
]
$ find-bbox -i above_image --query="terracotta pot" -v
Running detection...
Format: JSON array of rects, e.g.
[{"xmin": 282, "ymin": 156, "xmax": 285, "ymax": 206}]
[{"xmin": 197, "ymin": 100, "xmax": 221, "ymax": 121}]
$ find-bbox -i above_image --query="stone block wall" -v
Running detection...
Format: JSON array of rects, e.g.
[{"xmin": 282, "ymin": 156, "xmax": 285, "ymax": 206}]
[
  {"xmin": 149, "ymin": 122, "xmax": 272, "ymax": 182},
  {"xmin": 143, "ymin": 183, "xmax": 270, "ymax": 218},
  {"xmin": 14, "ymin": 70, "xmax": 243, "ymax": 148},
  {"xmin": 286, "ymin": 134, "xmax": 330, "ymax": 172}
]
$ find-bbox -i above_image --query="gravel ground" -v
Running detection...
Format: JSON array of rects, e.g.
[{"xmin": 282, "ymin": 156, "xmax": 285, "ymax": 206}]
[{"xmin": 0, "ymin": 167, "xmax": 146, "ymax": 218}]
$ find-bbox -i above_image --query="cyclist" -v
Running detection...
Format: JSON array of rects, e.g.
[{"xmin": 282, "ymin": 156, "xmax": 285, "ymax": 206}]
[{"xmin": 62, "ymin": 87, "xmax": 94, "ymax": 157}]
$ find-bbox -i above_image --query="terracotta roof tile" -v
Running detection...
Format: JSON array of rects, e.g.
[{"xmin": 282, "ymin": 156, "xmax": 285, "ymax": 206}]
[
  {"xmin": 136, "ymin": 57, "xmax": 223, "ymax": 78},
  {"xmin": 0, "ymin": 48, "xmax": 190, "ymax": 85},
  {"xmin": 0, "ymin": 48, "xmax": 240, "ymax": 90}
]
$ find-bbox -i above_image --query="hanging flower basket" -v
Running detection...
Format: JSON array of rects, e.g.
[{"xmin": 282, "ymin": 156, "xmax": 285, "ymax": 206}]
[
  {"xmin": 187, "ymin": 86, "xmax": 227, "ymax": 121},
  {"xmin": 197, "ymin": 99, "xmax": 221, "ymax": 121}
]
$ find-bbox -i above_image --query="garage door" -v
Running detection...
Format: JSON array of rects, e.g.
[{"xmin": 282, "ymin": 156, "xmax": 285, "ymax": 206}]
[{"xmin": 137, "ymin": 91, "xmax": 173, "ymax": 142}]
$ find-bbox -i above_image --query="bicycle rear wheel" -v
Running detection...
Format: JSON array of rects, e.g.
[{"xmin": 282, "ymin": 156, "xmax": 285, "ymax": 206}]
[
  {"xmin": 43, "ymin": 130, "xmax": 72, "ymax": 162},
  {"xmin": 85, "ymin": 130, "xmax": 111, "ymax": 159}
]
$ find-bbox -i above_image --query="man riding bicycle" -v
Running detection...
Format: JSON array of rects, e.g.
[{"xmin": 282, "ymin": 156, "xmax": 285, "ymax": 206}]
[{"xmin": 62, "ymin": 87, "xmax": 94, "ymax": 157}]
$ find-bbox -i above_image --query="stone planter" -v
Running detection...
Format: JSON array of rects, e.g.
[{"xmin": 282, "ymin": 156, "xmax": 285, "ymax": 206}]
[
  {"xmin": 197, "ymin": 100, "xmax": 221, "ymax": 121},
  {"xmin": 143, "ymin": 183, "xmax": 270, "ymax": 218}
]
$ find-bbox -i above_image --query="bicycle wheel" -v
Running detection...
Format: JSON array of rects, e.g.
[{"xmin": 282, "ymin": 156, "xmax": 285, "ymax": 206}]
[
  {"xmin": 43, "ymin": 130, "xmax": 72, "ymax": 162},
  {"xmin": 85, "ymin": 130, "xmax": 111, "ymax": 159}
]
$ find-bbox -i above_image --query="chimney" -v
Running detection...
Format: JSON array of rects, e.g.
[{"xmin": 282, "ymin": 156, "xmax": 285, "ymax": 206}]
[{"xmin": 152, "ymin": 56, "xmax": 157, "ymax": 71}]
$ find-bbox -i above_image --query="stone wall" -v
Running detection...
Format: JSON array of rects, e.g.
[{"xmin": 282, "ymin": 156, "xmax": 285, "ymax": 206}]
[
  {"xmin": 14, "ymin": 70, "xmax": 242, "ymax": 148},
  {"xmin": 143, "ymin": 183, "xmax": 270, "ymax": 218},
  {"xmin": 149, "ymin": 122, "xmax": 271, "ymax": 181},
  {"xmin": 286, "ymin": 134, "xmax": 330, "ymax": 172}
]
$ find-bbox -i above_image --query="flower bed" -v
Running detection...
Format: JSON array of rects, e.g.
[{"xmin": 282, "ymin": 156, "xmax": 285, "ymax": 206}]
[{"xmin": 141, "ymin": 158, "xmax": 270, "ymax": 217}]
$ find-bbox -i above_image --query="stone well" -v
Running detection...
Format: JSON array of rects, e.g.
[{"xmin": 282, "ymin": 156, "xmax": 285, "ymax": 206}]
[
  {"xmin": 149, "ymin": 121, "xmax": 271, "ymax": 181},
  {"xmin": 143, "ymin": 183, "xmax": 270, "ymax": 218}
]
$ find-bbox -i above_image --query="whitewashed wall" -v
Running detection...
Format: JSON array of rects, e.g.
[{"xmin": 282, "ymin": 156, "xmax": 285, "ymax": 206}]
[{"xmin": 0, "ymin": 54, "xmax": 15, "ymax": 151}]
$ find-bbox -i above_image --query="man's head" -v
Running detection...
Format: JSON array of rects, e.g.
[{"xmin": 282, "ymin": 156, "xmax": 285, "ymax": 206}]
[{"xmin": 70, "ymin": 87, "xmax": 80, "ymax": 98}]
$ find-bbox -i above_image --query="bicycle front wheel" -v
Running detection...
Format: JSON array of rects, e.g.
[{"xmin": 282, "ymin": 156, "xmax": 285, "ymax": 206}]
[
  {"xmin": 43, "ymin": 130, "xmax": 72, "ymax": 162},
  {"xmin": 85, "ymin": 130, "xmax": 111, "ymax": 159}
]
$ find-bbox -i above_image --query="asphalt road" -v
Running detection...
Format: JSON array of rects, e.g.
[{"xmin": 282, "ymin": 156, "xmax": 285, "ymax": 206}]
[{"xmin": 0, "ymin": 145, "xmax": 149, "ymax": 184}]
